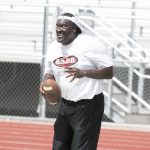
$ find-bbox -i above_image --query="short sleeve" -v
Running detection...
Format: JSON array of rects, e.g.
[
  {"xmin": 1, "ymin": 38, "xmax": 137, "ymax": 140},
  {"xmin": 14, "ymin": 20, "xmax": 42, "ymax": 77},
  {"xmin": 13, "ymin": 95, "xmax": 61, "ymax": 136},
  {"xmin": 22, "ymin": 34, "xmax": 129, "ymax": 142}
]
[{"xmin": 90, "ymin": 38, "xmax": 113, "ymax": 68}]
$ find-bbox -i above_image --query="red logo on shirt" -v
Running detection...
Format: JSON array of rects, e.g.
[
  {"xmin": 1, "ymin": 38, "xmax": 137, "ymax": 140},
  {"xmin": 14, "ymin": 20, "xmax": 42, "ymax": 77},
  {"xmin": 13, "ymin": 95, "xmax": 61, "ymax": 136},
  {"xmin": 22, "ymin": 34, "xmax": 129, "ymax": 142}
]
[{"xmin": 53, "ymin": 56, "xmax": 78, "ymax": 67}]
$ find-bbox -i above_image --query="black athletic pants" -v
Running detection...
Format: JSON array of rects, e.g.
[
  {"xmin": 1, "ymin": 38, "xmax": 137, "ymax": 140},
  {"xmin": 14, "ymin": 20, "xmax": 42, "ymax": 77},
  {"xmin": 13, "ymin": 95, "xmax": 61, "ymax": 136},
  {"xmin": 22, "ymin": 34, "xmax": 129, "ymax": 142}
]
[{"xmin": 52, "ymin": 93, "xmax": 104, "ymax": 150}]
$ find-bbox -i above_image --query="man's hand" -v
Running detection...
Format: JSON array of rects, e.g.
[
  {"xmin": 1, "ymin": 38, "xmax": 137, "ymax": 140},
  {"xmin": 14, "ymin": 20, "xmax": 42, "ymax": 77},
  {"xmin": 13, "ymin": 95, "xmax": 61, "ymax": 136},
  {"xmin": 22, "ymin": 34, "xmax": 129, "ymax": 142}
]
[
  {"xmin": 39, "ymin": 73, "xmax": 55, "ymax": 95},
  {"xmin": 64, "ymin": 67, "xmax": 87, "ymax": 82}
]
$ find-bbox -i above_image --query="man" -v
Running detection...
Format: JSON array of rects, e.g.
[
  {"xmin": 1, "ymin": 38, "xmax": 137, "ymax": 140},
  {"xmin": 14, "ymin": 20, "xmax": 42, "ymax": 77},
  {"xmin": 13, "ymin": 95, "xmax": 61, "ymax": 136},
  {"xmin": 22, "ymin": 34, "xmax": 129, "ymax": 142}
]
[{"xmin": 40, "ymin": 12, "xmax": 113, "ymax": 150}]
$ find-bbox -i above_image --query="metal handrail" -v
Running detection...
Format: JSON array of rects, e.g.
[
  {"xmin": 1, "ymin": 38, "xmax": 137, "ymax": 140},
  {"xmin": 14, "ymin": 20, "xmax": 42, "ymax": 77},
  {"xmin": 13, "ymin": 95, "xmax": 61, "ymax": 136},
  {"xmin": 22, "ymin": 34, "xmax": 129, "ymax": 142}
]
[
  {"xmin": 79, "ymin": 16, "xmax": 146, "ymax": 59},
  {"xmin": 113, "ymin": 77, "xmax": 150, "ymax": 111},
  {"xmin": 78, "ymin": 16, "xmax": 150, "ymax": 73},
  {"xmin": 103, "ymin": 90, "xmax": 130, "ymax": 113},
  {"xmin": 133, "ymin": 69, "xmax": 150, "ymax": 79},
  {"xmin": 78, "ymin": 19, "xmax": 130, "ymax": 60},
  {"xmin": 96, "ymin": 14, "xmax": 145, "ymax": 53}
]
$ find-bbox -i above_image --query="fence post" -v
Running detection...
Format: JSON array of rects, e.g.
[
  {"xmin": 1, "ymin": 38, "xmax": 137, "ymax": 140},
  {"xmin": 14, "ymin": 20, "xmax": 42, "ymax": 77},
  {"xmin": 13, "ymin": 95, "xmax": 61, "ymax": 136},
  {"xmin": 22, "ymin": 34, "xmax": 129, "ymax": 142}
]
[
  {"xmin": 129, "ymin": 0, "xmax": 136, "ymax": 56},
  {"xmin": 107, "ymin": 79, "xmax": 113, "ymax": 118},
  {"xmin": 137, "ymin": 63, "xmax": 145, "ymax": 112},
  {"xmin": 38, "ymin": 0, "xmax": 49, "ymax": 118},
  {"xmin": 107, "ymin": 47, "xmax": 115, "ymax": 117},
  {"xmin": 128, "ymin": 65, "xmax": 133, "ymax": 113}
]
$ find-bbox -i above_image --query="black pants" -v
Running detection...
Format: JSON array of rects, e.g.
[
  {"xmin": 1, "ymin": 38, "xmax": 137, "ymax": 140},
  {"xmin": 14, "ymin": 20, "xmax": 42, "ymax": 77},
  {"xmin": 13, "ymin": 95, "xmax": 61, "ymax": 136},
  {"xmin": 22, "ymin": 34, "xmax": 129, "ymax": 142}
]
[{"xmin": 52, "ymin": 93, "xmax": 104, "ymax": 150}]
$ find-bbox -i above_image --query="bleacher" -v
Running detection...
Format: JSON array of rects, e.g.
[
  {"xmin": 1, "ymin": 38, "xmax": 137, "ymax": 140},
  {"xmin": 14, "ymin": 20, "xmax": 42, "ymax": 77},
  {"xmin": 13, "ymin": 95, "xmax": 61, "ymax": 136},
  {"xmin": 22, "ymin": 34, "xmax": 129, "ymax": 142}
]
[
  {"xmin": 1, "ymin": 0, "xmax": 150, "ymax": 61},
  {"xmin": 0, "ymin": 0, "xmax": 57, "ymax": 63}
]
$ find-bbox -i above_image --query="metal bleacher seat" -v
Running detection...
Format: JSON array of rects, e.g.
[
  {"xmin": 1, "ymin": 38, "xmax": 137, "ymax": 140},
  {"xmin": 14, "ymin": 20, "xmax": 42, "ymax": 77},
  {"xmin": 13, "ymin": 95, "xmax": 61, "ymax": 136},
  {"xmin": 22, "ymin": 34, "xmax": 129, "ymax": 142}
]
[{"xmin": 0, "ymin": 0, "xmax": 46, "ymax": 63}]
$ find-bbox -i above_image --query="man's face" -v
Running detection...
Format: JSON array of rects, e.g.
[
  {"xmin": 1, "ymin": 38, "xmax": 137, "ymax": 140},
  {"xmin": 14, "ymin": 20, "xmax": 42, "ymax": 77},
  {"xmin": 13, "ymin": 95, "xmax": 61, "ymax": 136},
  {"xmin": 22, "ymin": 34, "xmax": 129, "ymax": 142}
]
[{"xmin": 56, "ymin": 19, "xmax": 76, "ymax": 45}]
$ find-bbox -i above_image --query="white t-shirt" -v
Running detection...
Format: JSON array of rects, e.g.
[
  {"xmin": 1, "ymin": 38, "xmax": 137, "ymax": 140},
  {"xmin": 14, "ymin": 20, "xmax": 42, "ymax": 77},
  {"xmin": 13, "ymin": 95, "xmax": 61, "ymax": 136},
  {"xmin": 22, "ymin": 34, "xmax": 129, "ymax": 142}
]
[{"xmin": 44, "ymin": 34, "xmax": 113, "ymax": 101}]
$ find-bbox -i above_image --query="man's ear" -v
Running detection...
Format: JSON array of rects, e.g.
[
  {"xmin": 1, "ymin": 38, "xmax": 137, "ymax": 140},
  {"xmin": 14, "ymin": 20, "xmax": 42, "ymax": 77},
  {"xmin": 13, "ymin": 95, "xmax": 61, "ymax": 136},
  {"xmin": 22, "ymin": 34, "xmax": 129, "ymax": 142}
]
[{"xmin": 73, "ymin": 26, "xmax": 77, "ymax": 33}]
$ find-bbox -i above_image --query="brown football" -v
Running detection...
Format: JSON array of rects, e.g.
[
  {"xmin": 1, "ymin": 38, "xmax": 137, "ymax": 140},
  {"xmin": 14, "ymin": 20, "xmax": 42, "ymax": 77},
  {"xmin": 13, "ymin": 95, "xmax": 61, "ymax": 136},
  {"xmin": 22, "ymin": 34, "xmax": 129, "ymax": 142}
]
[{"xmin": 42, "ymin": 79, "xmax": 61, "ymax": 105}]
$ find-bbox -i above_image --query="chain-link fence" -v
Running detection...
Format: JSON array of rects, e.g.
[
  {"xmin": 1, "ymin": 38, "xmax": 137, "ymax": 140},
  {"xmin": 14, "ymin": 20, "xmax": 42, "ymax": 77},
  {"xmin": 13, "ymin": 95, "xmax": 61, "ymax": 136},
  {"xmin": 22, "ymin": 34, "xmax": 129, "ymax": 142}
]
[
  {"xmin": 0, "ymin": 61, "xmax": 114, "ymax": 122},
  {"xmin": 0, "ymin": 62, "xmax": 40, "ymax": 117}
]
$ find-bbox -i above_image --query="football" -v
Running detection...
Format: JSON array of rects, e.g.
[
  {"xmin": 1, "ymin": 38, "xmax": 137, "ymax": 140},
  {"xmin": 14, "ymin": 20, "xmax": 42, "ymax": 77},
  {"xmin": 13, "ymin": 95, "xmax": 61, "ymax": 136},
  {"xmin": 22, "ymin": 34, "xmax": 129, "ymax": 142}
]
[{"xmin": 42, "ymin": 79, "xmax": 61, "ymax": 105}]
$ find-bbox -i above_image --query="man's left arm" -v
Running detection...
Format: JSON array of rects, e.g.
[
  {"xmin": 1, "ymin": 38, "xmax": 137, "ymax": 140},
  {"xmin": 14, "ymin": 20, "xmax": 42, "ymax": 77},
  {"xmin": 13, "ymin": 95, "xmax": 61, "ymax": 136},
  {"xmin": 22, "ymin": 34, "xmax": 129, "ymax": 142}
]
[
  {"xmin": 83, "ymin": 66, "xmax": 113, "ymax": 79},
  {"xmin": 64, "ymin": 66, "xmax": 113, "ymax": 82}
]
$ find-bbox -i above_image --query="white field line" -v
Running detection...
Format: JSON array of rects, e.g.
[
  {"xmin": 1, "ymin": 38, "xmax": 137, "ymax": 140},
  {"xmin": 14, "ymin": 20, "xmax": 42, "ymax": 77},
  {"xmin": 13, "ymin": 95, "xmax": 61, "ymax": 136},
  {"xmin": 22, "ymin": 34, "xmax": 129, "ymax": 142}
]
[
  {"xmin": 0, "ymin": 116, "xmax": 55, "ymax": 125},
  {"xmin": 1, "ymin": 116, "xmax": 150, "ymax": 132},
  {"xmin": 0, "ymin": 145, "xmax": 51, "ymax": 150},
  {"xmin": 0, "ymin": 134, "xmax": 52, "ymax": 141},
  {"xmin": 0, "ymin": 140, "xmax": 50, "ymax": 146},
  {"xmin": 0, "ymin": 126, "xmax": 51, "ymax": 132},
  {"xmin": 102, "ymin": 122, "xmax": 150, "ymax": 132}
]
